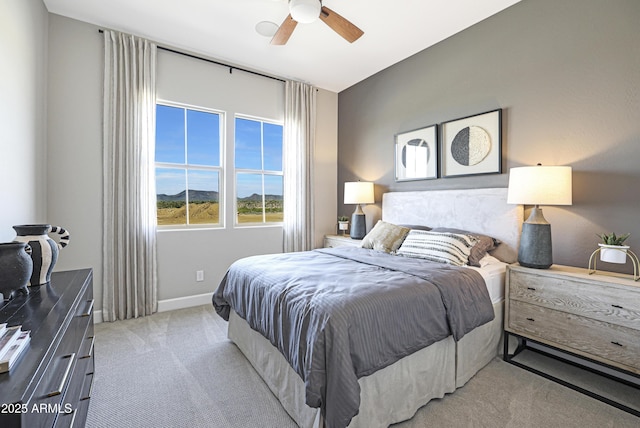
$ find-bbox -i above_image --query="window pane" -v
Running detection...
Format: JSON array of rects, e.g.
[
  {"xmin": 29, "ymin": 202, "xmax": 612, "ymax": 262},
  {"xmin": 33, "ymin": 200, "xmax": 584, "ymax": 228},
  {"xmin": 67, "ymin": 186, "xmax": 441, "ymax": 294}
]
[
  {"xmin": 187, "ymin": 170, "xmax": 220, "ymax": 225},
  {"xmin": 236, "ymin": 173, "xmax": 263, "ymax": 223},
  {"xmin": 264, "ymin": 175, "xmax": 283, "ymax": 223},
  {"xmin": 263, "ymin": 123, "xmax": 283, "ymax": 171},
  {"xmin": 187, "ymin": 110, "xmax": 220, "ymax": 166},
  {"xmin": 235, "ymin": 118, "xmax": 262, "ymax": 169},
  {"xmin": 156, "ymin": 105, "xmax": 185, "ymax": 164},
  {"xmin": 156, "ymin": 167, "xmax": 186, "ymax": 225}
]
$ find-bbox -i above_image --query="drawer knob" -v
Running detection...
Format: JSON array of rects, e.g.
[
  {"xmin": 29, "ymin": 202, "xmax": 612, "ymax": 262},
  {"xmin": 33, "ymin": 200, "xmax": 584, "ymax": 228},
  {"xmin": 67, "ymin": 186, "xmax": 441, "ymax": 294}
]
[
  {"xmin": 527, "ymin": 287, "xmax": 536, "ymax": 291},
  {"xmin": 526, "ymin": 317, "xmax": 535, "ymax": 322},
  {"xmin": 611, "ymin": 304, "xmax": 623, "ymax": 309},
  {"xmin": 611, "ymin": 341, "xmax": 624, "ymax": 347}
]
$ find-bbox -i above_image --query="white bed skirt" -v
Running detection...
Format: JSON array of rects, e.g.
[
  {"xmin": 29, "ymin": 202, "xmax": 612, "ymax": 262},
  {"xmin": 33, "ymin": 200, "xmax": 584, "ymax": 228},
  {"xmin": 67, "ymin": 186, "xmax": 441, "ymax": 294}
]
[{"xmin": 228, "ymin": 301, "xmax": 504, "ymax": 428}]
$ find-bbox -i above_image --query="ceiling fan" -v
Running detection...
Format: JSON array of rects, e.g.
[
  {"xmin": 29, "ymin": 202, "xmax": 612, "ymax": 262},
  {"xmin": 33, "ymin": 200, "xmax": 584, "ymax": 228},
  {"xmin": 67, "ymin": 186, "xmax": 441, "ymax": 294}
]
[{"xmin": 271, "ymin": 0, "xmax": 364, "ymax": 45}]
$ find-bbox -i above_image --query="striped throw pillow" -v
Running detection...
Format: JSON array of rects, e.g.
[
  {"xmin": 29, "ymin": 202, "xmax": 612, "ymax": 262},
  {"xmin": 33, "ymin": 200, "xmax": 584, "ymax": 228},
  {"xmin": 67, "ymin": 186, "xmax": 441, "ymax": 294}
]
[{"xmin": 397, "ymin": 230, "xmax": 478, "ymax": 266}]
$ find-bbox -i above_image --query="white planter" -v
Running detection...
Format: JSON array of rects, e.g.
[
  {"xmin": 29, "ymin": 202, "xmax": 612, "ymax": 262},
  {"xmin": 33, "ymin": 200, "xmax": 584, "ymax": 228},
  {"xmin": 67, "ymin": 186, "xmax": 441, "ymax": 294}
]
[
  {"xmin": 598, "ymin": 243, "xmax": 630, "ymax": 264},
  {"xmin": 338, "ymin": 221, "xmax": 349, "ymax": 231}
]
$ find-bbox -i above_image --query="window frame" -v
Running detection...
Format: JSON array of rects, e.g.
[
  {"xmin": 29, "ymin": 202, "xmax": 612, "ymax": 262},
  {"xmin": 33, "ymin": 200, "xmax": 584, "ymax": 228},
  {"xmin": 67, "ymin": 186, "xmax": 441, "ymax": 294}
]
[
  {"xmin": 234, "ymin": 114, "xmax": 284, "ymax": 227},
  {"xmin": 155, "ymin": 101, "xmax": 225, "ymax": 230}
]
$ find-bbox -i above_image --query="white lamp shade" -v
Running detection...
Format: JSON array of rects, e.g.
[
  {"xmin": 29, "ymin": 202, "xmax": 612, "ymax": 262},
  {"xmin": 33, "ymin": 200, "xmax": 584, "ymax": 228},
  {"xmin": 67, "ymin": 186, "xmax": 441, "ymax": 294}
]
[
  {"xmin": 344, "ymin": 182, "xmax": 375, "ymax": 205},
  {"xmin": 289, "ymin": 0, "xmax": 321, "ymax": 24},
  {"xmin": 507, "ymin": 165, "xmax": 572, "ymax": 206}
]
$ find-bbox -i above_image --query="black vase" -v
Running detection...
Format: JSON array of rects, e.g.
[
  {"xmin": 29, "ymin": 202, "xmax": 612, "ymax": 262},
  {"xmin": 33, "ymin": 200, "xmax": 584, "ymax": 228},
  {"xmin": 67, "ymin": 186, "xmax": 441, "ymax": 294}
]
[{"xmin": 0, "ymin": 242, "xmax": 33, "ymax": 301}]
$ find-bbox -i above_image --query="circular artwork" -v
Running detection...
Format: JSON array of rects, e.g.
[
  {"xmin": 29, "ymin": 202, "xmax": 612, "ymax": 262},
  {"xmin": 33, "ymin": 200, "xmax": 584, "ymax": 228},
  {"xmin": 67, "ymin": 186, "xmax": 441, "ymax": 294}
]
[
  {"xmin": 402, "ymin": 138, "xmax": 430, "ymax": 167},
  {"xmin": 451, "ymin": 126, "xmax": 491, "ymax": 166}
]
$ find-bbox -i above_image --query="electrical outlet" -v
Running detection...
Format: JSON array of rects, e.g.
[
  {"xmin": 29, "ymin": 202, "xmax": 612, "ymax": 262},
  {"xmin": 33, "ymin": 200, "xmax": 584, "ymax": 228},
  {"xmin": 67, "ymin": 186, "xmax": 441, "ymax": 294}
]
[{"xmin": 196, "ymin": 270, "xmax": 204, "ymax": 282}]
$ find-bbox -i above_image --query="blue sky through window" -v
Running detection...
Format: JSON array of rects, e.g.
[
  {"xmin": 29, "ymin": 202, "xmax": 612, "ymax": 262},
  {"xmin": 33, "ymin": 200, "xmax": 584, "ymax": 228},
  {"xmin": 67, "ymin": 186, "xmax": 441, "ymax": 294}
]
[
  {"xmin": 156, "ymin": 105, "xmax": 185, "ymax": 164},
  {"xmin": 155, "ymin": 105, "xmax": 283, "ymax": 200},
  {"xmin": 235, "ymin": 117, "xmax": 283, "ymax": 198},
  {"xmin": 235, "ymin": 118, "xmax": 262, "ymax": 170},
  {"xmin": 187, "ymin": 109, "xmax": 220, "ymax": 166},
  {"xmin": 155, "ymin": 104, "xmax": 221, "ymax": 197}
]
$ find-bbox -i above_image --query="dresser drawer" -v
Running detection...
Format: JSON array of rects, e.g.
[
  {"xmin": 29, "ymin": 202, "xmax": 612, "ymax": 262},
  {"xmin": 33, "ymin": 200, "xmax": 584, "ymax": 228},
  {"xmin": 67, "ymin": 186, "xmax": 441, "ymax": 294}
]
[
  {"xmin": 25, "ymin": 281, "xmax": 94, "ymax": 428},
  {"xmin": 508, "ymin": 299, "xmax": 640, "ymax": 373},
  {"xmin": 508, "ymin": 269, "xmax": 640, "ymax": 330},
  {"xmin": 0, "ymin": 269, "xmax": 94, "ymax": 428}
]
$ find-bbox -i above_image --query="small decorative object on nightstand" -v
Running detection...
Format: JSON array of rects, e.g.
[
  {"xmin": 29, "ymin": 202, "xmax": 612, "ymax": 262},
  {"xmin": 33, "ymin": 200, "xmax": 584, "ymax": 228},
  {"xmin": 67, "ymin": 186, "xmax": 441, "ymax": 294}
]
[
  {"xmin": 588, "ymin": 232, "xmax": 639, "ymax": 280},
  {"xmin": 503, "ymin": 264, "xmax": 640, "ymax": 416},
  {"xmin": 324, "ymin": 234, "xmax": 363, "ymax": 249},
  {"xmin": 337, "ymin": 216, "xmax": 349, "ymax": 236}
]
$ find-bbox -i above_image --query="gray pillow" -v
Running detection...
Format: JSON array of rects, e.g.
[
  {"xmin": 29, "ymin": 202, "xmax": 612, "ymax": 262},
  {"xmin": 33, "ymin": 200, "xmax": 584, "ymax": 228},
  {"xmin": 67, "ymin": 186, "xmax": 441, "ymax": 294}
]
[
  {"xmin": 361, "ymin": 221, "xmax": 410, "ymax": 253},
  {"xmin": 398, "ymin": 224, "xmax": 432, "ymax": 231},
  {"xmin": 430, "ymin": 227, "xmax": 500, "ymax": 267}
]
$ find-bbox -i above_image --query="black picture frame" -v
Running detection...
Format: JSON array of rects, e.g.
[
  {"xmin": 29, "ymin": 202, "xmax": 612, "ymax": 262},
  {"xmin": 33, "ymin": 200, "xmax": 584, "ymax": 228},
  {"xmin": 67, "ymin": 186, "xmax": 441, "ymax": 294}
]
[{"xmin": 440, "ymin": 109, "xmax": 502, "ymax": 178}]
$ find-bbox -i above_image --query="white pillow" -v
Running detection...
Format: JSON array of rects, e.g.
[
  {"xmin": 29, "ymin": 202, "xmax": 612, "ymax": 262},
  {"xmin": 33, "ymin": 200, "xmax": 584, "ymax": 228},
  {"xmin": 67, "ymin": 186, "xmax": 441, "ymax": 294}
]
[
  {"xmin": 477, "ymin": 253, "xmax": 502, "ymax": 267},
  {"xmin": 397, "ymin": 230, "xmax": 478, "ymax": 266}
]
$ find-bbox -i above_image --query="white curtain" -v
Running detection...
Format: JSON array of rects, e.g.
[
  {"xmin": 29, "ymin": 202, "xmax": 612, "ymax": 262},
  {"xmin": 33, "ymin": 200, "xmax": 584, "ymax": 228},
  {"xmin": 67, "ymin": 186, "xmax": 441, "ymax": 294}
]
[
  {"xmin": 283, "ymin": 81, "xmax": 317, "ymax": 252},
  {"xmin": 102, "ymin": 30, "xmax": 158, "ymax": 321}
]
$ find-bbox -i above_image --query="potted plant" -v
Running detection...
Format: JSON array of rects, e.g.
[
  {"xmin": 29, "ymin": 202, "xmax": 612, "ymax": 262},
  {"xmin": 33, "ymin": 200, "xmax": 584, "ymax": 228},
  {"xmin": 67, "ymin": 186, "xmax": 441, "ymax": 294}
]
[
  {"xmin": 338, "ymin": 216, "xmax": 349, "ymax": 235},
  {"xmin": 597, "ymin": 232, "xmax": 631, "ymax": 264}
]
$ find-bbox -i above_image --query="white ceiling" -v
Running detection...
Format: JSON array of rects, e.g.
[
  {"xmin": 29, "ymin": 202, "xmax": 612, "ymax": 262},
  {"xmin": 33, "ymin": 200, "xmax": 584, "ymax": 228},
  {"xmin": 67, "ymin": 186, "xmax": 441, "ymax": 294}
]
[{"xmin": 43, "ymin": 0, "xmax": 520, "ymax": 93}]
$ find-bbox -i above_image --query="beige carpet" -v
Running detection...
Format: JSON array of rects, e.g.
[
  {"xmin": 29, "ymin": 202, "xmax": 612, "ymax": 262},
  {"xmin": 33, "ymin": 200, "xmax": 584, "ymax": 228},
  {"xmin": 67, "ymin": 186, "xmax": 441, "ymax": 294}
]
[{"xmin": 86, "ymin": 305, "xmax": 638, "ymax": 428}]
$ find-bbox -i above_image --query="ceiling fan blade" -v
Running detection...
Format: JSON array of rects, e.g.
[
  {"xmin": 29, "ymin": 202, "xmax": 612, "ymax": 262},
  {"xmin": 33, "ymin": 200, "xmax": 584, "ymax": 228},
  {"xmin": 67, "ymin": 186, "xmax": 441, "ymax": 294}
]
[
  {"xmin": 319, "ymin": 6, "xmax": 364, "ymax": 43},
  {"xmin": 271, "ymin": 14, "xmax": 298, "ymax": 45}
]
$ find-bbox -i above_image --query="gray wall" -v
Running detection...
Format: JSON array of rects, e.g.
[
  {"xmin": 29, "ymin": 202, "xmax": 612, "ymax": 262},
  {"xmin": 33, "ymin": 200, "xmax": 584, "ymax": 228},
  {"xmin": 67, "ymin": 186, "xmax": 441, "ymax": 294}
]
[
  {"xmin": 338, "ymin": 0, "xmax": 640, "ymax": 274},
  {"xmin": 0, "ymin": 0, "xmax": 48, "ymax": 243}
]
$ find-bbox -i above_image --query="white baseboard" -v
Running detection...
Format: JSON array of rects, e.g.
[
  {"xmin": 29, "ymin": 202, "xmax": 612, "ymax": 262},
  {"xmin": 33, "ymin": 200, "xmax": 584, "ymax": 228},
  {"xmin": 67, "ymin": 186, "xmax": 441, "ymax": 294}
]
[
  {"xmin": 93, "ymin": 292, "xmax": 214, "ymax": 324},
  {"xmin": 157, "ymin": 292, "xmax": 214, "ymax": 313}
]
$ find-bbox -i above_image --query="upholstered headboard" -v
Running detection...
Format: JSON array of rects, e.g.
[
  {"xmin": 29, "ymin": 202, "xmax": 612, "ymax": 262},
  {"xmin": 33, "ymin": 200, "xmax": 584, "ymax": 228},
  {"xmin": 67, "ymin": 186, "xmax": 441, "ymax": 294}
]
[{"xmin": 382, "ymin": 188, "xmax": 523, "ymax": 263}]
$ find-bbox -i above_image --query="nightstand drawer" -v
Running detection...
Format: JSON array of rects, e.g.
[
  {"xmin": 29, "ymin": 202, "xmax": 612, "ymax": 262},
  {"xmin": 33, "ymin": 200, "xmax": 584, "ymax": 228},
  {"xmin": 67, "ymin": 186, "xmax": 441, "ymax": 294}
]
[
  {"xmin": 508, "ymin": 300, "xmax": 640, "ymax": 371},
  {"xmin": 509, "ymin": 270, "xmax": 640, "ymax": 330},
  {"xmin": 323, "ymin": 235, "xmax": 362, "ymax": 248}
]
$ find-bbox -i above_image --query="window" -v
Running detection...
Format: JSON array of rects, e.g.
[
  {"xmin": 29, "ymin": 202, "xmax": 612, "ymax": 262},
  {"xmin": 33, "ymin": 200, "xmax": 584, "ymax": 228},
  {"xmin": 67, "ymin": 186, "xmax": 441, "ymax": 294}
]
[
  {"xmin": 235, "ymin": 116, "xmax": 283, "ymax": 224},
  {"xmin": 155, "ymin": 103, "xmax": 223, "ymax": 226}
]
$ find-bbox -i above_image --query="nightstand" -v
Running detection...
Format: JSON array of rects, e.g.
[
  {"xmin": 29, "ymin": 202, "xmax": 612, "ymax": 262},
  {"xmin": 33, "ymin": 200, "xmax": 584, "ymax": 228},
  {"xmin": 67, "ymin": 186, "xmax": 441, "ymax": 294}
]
[
  {"xmin": 504, "ymin": 264, "xmax": 640, "ymax": 416},
  {"xmin": 323, "ymin": 234, "xmax": 363, "ymax": 248}
]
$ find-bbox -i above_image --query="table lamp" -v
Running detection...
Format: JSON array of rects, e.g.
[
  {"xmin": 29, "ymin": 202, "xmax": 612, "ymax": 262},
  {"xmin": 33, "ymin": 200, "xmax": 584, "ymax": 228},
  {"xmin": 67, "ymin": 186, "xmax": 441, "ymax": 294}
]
[
  {"xmin": 507, "ymin": 164, "xmax": 572, "ymax": 269},
  {"xmin": 344, "ymin": 181, "xmax": 375, "ymax": 239}
]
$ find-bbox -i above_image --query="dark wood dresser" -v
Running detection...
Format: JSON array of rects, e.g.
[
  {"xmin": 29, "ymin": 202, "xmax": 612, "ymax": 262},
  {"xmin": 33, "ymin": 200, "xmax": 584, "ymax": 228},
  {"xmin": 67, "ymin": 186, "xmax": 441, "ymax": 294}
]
[{"xmin": 0, "ymin": 269, "xmax": 94, "ymax": 428}]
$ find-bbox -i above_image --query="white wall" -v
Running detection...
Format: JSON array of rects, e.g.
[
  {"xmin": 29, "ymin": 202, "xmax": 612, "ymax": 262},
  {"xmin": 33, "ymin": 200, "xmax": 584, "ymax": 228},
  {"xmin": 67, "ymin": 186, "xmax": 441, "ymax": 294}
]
[
  {"xmin": 313, "ymin": 89, "xmax": 338, "ymax": 248},
  {"xmin": 0, "ymin": 0, "xmax": 48, "ymax": 242},
  {"xmin": 154, "ymin": 49, "xmax": 286, "ymax": 302},
  {"xmin": 47, "ymin": 14, "xmax": 104, "ymax": 305},
  {"xmin": 46, "ymin": 14, "xmax": 338, "ymax": 311}
]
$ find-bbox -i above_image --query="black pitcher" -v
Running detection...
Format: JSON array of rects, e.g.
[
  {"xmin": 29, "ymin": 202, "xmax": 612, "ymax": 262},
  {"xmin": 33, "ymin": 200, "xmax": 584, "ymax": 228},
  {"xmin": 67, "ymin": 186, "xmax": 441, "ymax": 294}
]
[{"xmin": 0, "ymin": 242, "xmax": 33, "ymax": 301}]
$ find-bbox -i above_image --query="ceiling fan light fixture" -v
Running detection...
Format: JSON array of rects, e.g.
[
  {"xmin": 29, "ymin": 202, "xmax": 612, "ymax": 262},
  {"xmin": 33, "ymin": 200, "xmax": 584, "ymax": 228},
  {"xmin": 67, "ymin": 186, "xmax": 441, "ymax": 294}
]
[{"xmin": 289, "ymin": 0, "xmax": 321, "ymax": 24}]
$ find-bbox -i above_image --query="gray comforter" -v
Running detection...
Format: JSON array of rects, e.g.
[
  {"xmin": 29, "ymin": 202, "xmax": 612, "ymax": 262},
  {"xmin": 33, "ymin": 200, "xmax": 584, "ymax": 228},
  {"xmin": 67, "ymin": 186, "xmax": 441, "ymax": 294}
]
[{"xmin": 212, "ymin": 246, "xmax": 494, "ymax": 428}]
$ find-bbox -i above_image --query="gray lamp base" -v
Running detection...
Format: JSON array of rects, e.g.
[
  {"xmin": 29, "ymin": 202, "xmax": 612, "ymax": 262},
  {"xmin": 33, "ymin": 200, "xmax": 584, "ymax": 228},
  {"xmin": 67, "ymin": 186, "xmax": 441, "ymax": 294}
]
[
  {"xmin": 518, "ymin": 220, "xmax": 552, "ymax": 269},
  {"xmin": 350, "ymin": 213, "xmax": 366, "ymax": 239}
]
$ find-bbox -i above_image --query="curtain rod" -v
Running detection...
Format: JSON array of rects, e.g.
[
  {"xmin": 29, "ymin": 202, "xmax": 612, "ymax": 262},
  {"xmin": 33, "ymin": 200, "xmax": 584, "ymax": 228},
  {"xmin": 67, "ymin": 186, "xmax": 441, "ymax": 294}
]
[{"xmin": 98, "ymin": 29, "xmax": 286, "ymax": 84}]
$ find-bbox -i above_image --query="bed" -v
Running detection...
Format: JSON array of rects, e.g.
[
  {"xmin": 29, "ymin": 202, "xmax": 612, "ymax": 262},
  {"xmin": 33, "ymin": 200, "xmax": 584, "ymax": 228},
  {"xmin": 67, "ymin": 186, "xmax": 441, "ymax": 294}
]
[{"xmin": 213, "ymin": 188, "xmax": 523, "ymax": 428}]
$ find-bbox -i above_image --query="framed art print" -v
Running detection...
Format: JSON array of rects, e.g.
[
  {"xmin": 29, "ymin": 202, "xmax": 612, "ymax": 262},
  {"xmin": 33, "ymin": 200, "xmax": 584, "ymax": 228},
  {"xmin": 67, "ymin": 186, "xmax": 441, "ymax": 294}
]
[
  {"xmin": 395, "ymin": 124, "xmax": 438, "ymax": 181},
  {"xmin": 440, "ymin": 109, "xmax": 502, "ymax": 178}
]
